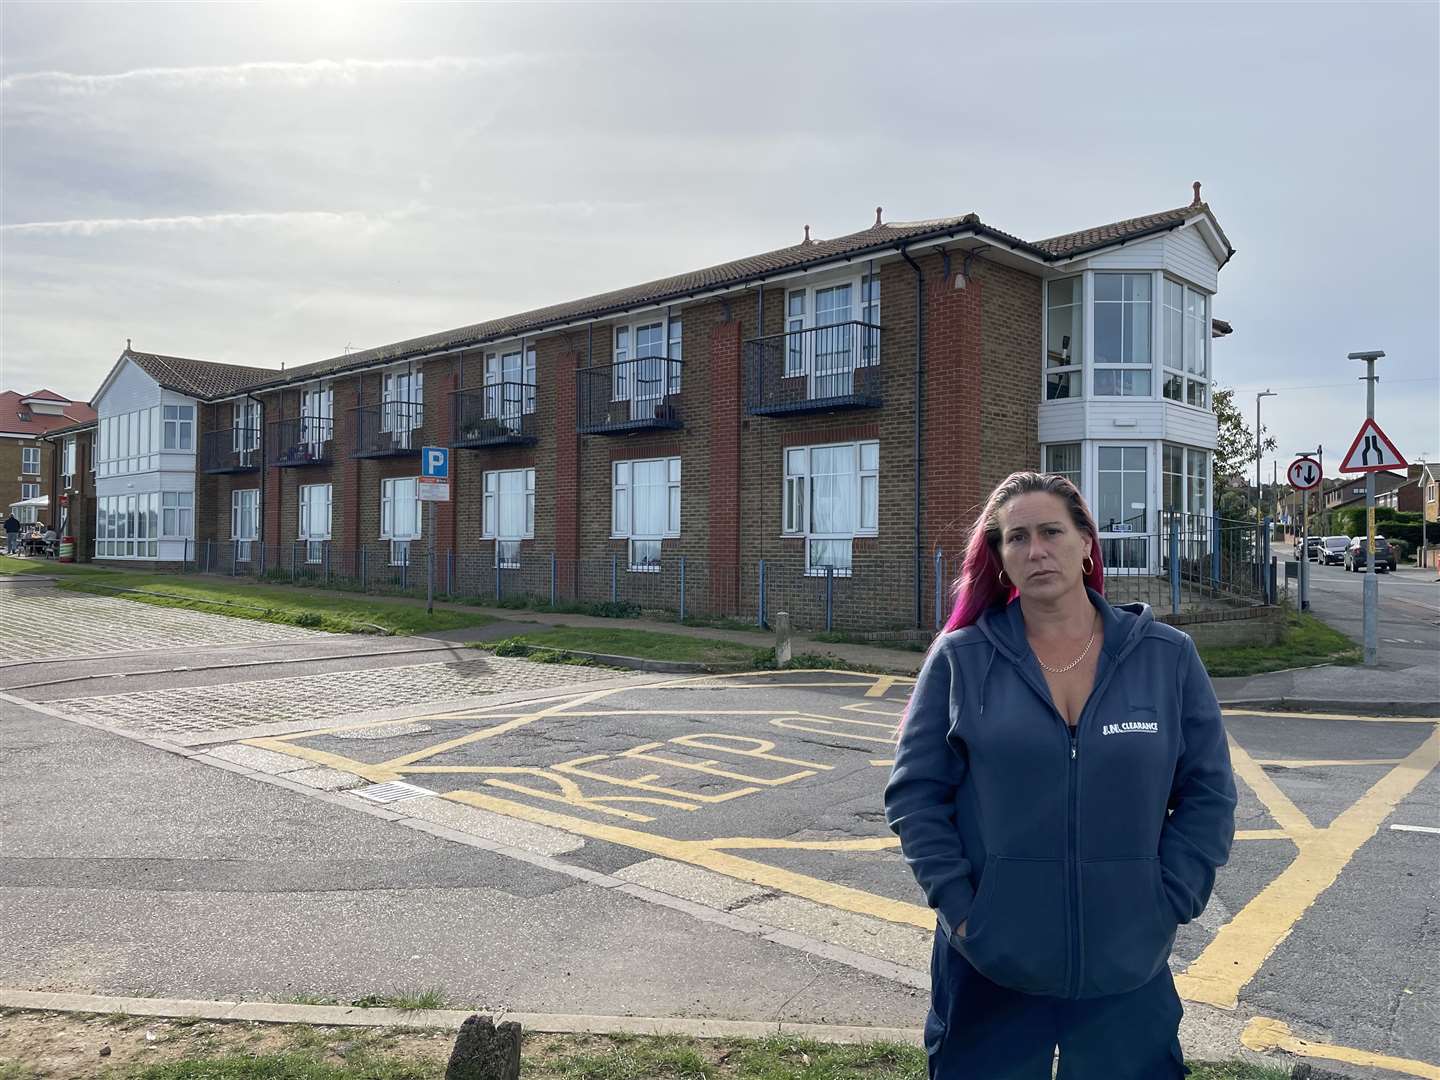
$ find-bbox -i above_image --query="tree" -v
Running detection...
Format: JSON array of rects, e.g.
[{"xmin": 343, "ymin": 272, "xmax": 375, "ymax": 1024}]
[{"xmin": 1212, "ymin": 386, "xmax": 1276, "ymax": 522}]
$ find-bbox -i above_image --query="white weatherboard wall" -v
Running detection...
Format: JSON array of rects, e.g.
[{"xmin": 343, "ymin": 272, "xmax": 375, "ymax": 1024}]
[{"xmin": 93, "ymin": 356, "xmax": 198, "ymax": 561}]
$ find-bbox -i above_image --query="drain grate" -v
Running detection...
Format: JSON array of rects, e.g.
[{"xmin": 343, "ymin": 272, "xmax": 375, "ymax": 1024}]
[{"xmin": 351, "ymin": 780, "xmax": 436, "ymax": 804}]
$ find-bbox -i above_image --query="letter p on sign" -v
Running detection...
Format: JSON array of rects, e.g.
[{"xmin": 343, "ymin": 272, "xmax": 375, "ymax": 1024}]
[{"xmin": 421, "ymin": 446, "xmax": 448, "ymax": 479}]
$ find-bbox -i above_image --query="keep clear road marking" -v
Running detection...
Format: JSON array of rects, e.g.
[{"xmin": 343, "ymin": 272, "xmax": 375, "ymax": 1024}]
[
  {"xmin": 1176, "ymin": 726, "xmax": 1440, "ymax": 1009},
  {"xmin": 1243, "ymin": 1017, "xmax": 1440, "ymax": 1080}
]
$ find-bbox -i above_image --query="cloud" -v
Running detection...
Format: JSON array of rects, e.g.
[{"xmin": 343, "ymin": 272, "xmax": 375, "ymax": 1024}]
[
  {"xmin": 0, "ymin": 208, "xmax": 411, "ymax": 237},
  {"xmin": 0, "ymin": 55, "xmax": 532, "ymax": 94}
]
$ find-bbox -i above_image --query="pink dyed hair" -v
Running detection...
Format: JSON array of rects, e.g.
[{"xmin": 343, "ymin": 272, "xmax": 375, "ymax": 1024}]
[{"xmin": 942, "ymin": 470, "xmax": 1105, "ymax": 634}]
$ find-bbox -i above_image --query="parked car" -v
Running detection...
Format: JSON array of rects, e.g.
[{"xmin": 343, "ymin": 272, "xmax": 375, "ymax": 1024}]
[
  {"xmin": 1303, "ymin": 536, "xmax": 1325, "ymax": 561},
  {"xmin": 1318, "ymin": 536, "xmax": 1351, "ymax": 565},
  {"xmin": 1344, "ymin": 536, "xmax": 1393, "ymax": 573}
]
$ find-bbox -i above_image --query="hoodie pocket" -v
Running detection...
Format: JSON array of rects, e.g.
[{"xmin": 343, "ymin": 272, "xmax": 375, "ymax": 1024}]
[
  {"xmin": 957, "ymin": 855, "xmax": 1068, "ymax": 996},
  {"xmin": 1078, "ymin": 856, "xmax": 1177, "ymax": 997}
]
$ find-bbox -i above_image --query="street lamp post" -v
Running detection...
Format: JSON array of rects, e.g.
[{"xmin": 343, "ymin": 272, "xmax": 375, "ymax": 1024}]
[
  {"xmin": 1347, "ymin": 350, "xmax": 1384, "ymax": 667},
  {"xmin": 1256, "ymin": 390, "xmax": 1276, "ymax": 523}
]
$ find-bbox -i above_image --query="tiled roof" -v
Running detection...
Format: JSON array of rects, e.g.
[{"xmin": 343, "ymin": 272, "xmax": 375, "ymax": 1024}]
[
  {"xmin": 126, "ymin": 350, "xmax": 278, "ymax": 399},
  {"xmin": 1034, "ymin": 203, "xmax": 1230, "ymax": 259},
  {"xmin": 21, "ymin": 388, "xmax": 70, "ymax": 403},
  {"xmin": 0, "ymin": 391, "xmax": 95, "ymax": 436}
]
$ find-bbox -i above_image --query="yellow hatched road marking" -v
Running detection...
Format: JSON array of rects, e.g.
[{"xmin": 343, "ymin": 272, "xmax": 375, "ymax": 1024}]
[
  {"xmin": 242, "ymin": 738, "xmax": 400, "ymax": 783},
  {"xmin": 1252, "ymin": 758, "xmax": 1406, "ymax": 768},
  {"xmin": 1223, "ymin": 708, "xmax": 1439, "ymax": 724},
  {"xmin": 1242, "ymin": 1017, "xmax": 1440, "ymax": 1079},
  {"xmin": 865, "ymin": 676, "xmax": 899, "ymax": 698},
  {"xmin": 1234, "ymin": 829, "xmax": 1292, "ymax": 842},
  {"xmin": 1177, "ymin": 728, "xmax": 1440, "ymax": 1009},
  {"xmin": 444, "ymin": 789, "xmax": 935, "ymax": 928},
  {"xmin": 707, "ymin": 836, "xmax": 899, "ymax": 852},
  {"xmin": 1226, "ymin": 737, "xmax": 1316, "ymax": 837}
]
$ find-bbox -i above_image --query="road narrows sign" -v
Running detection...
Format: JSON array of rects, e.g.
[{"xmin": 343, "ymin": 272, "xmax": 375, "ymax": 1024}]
[
  {"xmin": 1287, "ymin": 457, "xmax": 1322, "ymax": 491},
  {"xmin": 1338, "ymin": 419, "xmax": 1407, "ymax": 474}
]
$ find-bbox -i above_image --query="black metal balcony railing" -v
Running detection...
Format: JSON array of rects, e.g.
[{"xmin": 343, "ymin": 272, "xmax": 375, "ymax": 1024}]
[
  {"xmin": 744, "ymin": 321, "xmax": 883, "ymax": 417},
  {"xmin": 353, "ymin": 401, "xmax": 424, "ymax": 458},
  {"xmin": 269, "ymin": 416, "xmax": 332, "ymax": 468},
  {"xmin": 453, "ymin": 383, "xmax": 538, "ymax": 448},
  {"xmin": 577, "ymin": 357, "xmax": 684, "ymax": 435},
  {"xmin": 200, "ymin": 428, "xmax": 261, "ymax": 474}
]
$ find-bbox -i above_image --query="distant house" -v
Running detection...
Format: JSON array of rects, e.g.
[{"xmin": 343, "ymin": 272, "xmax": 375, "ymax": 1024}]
[{"xmin": 1, "ymin": 388, "xmax": 96, "ymax": 525}]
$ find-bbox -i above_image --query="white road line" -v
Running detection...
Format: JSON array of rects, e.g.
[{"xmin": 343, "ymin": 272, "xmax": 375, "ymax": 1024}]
[{"xmin": 1389, "ymin": 824, "xmax": 1440, "ymax": 835}]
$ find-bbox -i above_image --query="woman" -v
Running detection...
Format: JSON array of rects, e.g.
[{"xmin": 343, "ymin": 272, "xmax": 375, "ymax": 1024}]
[{"xmin": 885, "ymin": 471, "xmax": 1236, "ymax": 1079}]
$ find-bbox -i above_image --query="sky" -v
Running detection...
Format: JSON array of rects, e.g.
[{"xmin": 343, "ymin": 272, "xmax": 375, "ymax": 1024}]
[{"xmin": 2, "ymin": 2, "xmax": 1437, "ymax": 483}]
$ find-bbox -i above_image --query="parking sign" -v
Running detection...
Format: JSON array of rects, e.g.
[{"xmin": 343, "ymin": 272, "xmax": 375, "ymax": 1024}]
[{"xmin": 421, "ymin": 446, "xmax": 448, "ymax": 478}]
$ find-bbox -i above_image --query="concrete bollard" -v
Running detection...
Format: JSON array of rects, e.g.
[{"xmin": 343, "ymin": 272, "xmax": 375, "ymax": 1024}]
[
  {"xmin": 774, "ymin": 611, "xmax": 792, "ymax": 667},
  {"xmin": 445, "ymin": 1014, "xmax": 521, "ymax": 1080}
]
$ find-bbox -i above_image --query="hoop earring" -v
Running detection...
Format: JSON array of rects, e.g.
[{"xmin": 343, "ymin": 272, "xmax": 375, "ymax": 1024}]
[
  {"xmin": 998, "ymin": 569, "xmax": 1013, "ymax": 590},
  {"xmin": 1082, "ymin": 556, "xmax": 1094, "ymax": 576}
]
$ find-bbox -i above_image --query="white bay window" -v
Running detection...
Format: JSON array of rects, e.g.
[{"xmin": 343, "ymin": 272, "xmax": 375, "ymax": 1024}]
[
  {"xmin": 1093, "ymin": 273, "xmax": 1152, "ymax": 397},
  {"xmin": 1045, "ymin": 276, "xmax": 1083, "ymax": 400}
]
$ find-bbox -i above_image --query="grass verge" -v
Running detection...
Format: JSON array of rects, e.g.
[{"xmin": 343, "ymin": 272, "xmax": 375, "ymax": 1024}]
[
  {"xmin": 0, "ymin": 1010, "xmax": 1294, "ymax": 1080},
  {"xmin": 1199, "ymin": 610, "xmax": 1361, "ymax": 678},
  {"xmin": 474, "ymin": 627, "xmax": 762, "ymax": 667},
  {"xmin": 0, "ymin": 556, "xmax": 496, "ymax": 637}
]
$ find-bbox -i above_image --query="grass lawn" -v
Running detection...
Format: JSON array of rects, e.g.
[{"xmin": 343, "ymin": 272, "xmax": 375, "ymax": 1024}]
[
  {"xmin": 0, "ymin": 1010, "xmax": 1295, "ymax": 1080},
  {"xmin": 0, "ymin": 556, "xmax": 497, "ymax": 637},
  {"xmin": 479, "ymin": 626, "xmax": 766, "ymax": 667},
  {"xmin": 1199, "ymin": 610, "xmax": 1361, "ymax": 678}
]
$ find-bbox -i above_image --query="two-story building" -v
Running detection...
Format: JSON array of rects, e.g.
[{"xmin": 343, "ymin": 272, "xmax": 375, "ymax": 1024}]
[
  {"xmin": 75, "ymin": 187, "xmax": 1235, "ymax": 628},
  {"xmin": 1, "ymin": 389, "xmax": 95, "ymax": 526}
]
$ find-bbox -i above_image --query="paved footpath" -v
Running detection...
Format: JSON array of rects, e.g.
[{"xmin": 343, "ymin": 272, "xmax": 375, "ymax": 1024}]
[{"xmin": 2, "ymin": 581, "xmax": 1437, "ymax": 1077}]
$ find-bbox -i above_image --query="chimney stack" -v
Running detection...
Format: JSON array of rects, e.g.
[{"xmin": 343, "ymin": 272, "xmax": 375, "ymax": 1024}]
[
  {"xmin": 874, "ymin": 206, "xmax": 883, "ymax": 227},
  {"xmin": 1191, "ymin": 181, "xmax": 1202, "ymax": 206},
  {"xmin": 802, "ymin": 224, "xmax": 811, "ymax": 244}
]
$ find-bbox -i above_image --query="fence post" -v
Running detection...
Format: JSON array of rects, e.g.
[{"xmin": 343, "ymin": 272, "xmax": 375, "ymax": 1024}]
[
  {"xmin": 757, "ymin": 559, "xmax": 767, "ymax": 628},
  {"xmin": 679, "ymin": 556, "xmax": 687, "ymax": 622},
  {"xmin": 550, "ymin": 553, "xmax": 557, "ymax": 607},
  {"xmin": 825, "ymin": 566, "xmax": 835, "ymax": 632},
  {"xmin": 1211, "ymin": 516, "xmax": 1221, "ymax": 591},
  {"xmin": 611, "ymin": 554, "xmax": 618, "ymax": 603},
  {"xmin": 291, "ymin": 541, "xmax": 297, "ymax": 581},
  {"xmin": 1262, "ymin": 516, "xmax": 1272, "ymax": 604},
  {"xmin": 934, "ymin": 549, "xmax": 944, "ymax": 631},
  {"xmin": 1169, "ymin": 516, "xmax": 1181, "ymax": 615},
  {"xmin": 325, "ymin": 543, "xmax": 331, "ymax": 588},
  {"xmin": 495, "ymin": 553, "xmax": 502, "ymax": 604},
  {"xmin": 446, "ymin": 550, "xmax": 454, "ymax": 598},
  {"xmin": 401, "ymin": 552, "xmax": 408, "ymax": 592},
  {"xmin": 360, "ymin": 546, "xmax": 368, "ymax": 592},
  {"xmin": 258, "ymin": 543, "xmax": 266, "ymax": 577}
]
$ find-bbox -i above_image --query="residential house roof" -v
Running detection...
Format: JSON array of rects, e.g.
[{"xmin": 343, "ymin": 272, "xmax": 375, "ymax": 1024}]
[
  {"xmin": 125, "ymin": 350, "xmax": 278, "ymax": 400},
  {"xmin": 0, "ymin": 390, "xmax": 96, "ymax": 437}
]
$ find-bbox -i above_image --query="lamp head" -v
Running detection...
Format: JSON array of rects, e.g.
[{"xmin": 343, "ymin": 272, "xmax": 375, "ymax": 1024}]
[{"xmin": 1347, "ymin": 350, "xmax": 1385, "ymax": 362}]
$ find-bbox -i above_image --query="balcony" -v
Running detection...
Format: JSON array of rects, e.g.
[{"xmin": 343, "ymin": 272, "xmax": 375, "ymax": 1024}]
[
  {"xmin": 577, "ymin": 357, "xmax": 684, "ymax": 435},
  {"xmin": 453, "ymin": 383, "xmax": 538, "ymax": 448},
  {"xmin": 268, "ymin": 416, "xmax": 332, "ymax": 468},
  {"xmin": 353, "ymin": 401, "xmax": 423, "ymax": 458},
  {"xmin": 200, "ymin": 428, "xmax": 261, "ymax": 474},
  {"xmin": 744, "ymin": 321, "xmax": 883, "ymax": 417}
]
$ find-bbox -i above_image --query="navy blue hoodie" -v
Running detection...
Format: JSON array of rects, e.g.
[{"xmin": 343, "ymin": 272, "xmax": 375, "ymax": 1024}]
[{"xmin": 885, "ymin": 590, "xmax": 1236, "ymax": 1000}]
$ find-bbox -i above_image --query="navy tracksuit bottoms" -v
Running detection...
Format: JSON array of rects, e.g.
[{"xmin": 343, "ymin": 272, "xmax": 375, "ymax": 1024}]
[{"xmin": 924, "ymin": 937, "xmax": 1188, "ymax": 1080}]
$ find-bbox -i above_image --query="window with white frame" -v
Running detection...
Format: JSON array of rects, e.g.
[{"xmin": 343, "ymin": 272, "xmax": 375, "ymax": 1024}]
[
  {"xmin": 612, "ymin": 457, "xmax": 680, "ymax": 571},
  {"xmin": 299, "ymin": 483, "xmax": 332, "ymax": 564},
  {"xmin": 381, "ymin": 369, "xmax": 423, "ymax": 440},
  {"xmin": 89, "ymin": 432, "xmax": 97, "ymax": 475},
  {"xmin": 1097, "ymin": 446, "xmax": 1148, "ymax": 570},
  {"xmin": 161, "ymin": 491, "xmax": 193, "ymax": 538},
  {"xmin": 782, "ymin": 440, "xmax": 879, "ymax": 575},
  {"xmin": 21, "ymin": 447, "xmax": 40, "ymax": 474},
  {"xmin": 301, "ymin": 383, "xmax": 334, "ymax": 445},
  {"xmin": 162, "ymin": 404, "xmax": 194, "ymax": 450},
  {"xmin": 231, "ymin": 489, "xmax": 258, "ymax": 561},
  {"xmin": 483, "ymin": 347, "xmax": 537, "ymax": 426},
  {"xmin": 20, "ymin": 482, "xmax": 39, "ymax": 501},
  {"xmin": 1045, "ymin": 276, "xmax": 1083, "ymax": 400},
  {"xmin": 1162, "ymin": 281, "xmax": 1209, "ymax": 408},
  {"xmin": 232, "ymin": 400, "xmax": 261, "ymax": 453},
  {"xmin": 1044, "ymin": 443, "xmax": 1082, "ymax": 488},
  {"xmin": 1093, "ymin": 274, "xmax": 1152, "ymax": 397},
  {"xmin": 613, "ymin": 317, "xmax": 681, "ymax": 409},
  {"xmin": 97, "ymin": 407, "xmax": 160, "ymax": 476},
  {"xmin": 1185, "ymin": 448, "xmax": 1209, "ymax": 519},
  {"xmin": 380, "ymin": 476, "xmax": 420, "ymax": 565},
  {"xmin": 62, "ymin": 437, "xmax": 77, "ymax": 489},
  {"xmin": 95, "ymin": 493, "xmax": 159, "ymax": 557},
  {"xmin": 782, "ymin": 277, "xmax": 879, "ymax": 387},
  {"xmin": 482, "ymin": 468, "xmax": 535, "ymax": 568}
]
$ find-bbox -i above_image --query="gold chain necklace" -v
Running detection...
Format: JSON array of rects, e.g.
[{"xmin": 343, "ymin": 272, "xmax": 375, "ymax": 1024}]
[{"xmin": 1034, "ymin": 618, "xmax": 1098, "ymax": 674}]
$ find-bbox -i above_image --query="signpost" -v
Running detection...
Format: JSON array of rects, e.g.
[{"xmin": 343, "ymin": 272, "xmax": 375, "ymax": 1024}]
[
  {"xmin": 1343, "ymin": 353, "xmax": 1403, "ymax": 666},
  {"xmin": 420, "ymin": 447, "xmax": 450, "ymax": 615},
  {"xmin": 1288, "ymin": 452, "xmax": 1322, "ymax": 611}
]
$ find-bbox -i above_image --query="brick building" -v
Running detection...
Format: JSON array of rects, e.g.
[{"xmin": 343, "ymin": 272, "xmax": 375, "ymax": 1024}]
[
  {"xmin": 38, "ymin": 418, "xmax": 98, "ymax": 557},
  {"xmin": 73, "ymin": 189, "xmax": 1236, "ymax": 629},
  {"xmin": 1, "ymin": 389, "xmax": 96, "ymax": 527}
]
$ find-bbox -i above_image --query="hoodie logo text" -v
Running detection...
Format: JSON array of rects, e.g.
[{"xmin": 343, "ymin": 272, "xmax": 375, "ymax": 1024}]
[{"xmin": 1102, "ymin": 720, "xmax": 1158, "ymax": 736}]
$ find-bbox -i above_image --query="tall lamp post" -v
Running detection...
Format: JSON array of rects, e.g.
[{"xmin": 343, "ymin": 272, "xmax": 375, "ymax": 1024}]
[
  {"xmin": 1256, "ymin": 390, "xmax": 1277, "ymax": 523},
  {"xmin": 1348, "ymin": 350, "xmax": 1384, "ymax": 666}
]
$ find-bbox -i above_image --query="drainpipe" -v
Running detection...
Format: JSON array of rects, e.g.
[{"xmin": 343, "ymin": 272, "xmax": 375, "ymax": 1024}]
[{"xmin": 901, "ymin": 245, "xmax": 924, "ymax": 629}]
